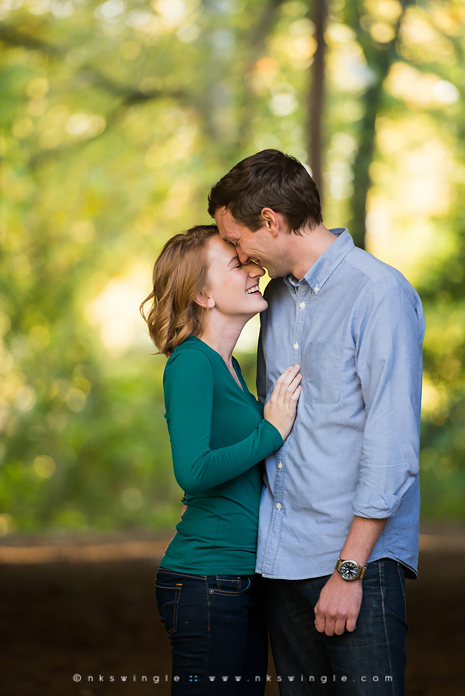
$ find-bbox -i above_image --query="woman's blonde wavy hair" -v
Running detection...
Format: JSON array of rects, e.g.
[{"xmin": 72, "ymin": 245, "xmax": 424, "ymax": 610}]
[{"xmin": 140, "ymin": 224, "xmax": 219, "ymax": 357}]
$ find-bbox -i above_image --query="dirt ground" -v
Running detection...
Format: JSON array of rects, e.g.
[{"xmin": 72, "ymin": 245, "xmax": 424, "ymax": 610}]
[{"xmin": 0, "ymin": 527, "xmax": 464, "ymax": 696}]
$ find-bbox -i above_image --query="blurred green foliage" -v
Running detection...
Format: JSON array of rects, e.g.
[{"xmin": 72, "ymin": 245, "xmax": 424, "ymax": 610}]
[{"xmin": 0, "ymin": 0, "xmax": 464, "ymax": 534}]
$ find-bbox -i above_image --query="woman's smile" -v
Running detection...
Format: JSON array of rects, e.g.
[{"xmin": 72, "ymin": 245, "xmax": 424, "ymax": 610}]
[{"xmin": 246, "ymin": 284, "xmax": 261, "ymax": 295}]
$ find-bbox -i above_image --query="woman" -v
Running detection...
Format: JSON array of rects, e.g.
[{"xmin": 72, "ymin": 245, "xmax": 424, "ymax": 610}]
[{"xmin": 141, "ymin": 224, "xmax": 301, "ymax": 695}]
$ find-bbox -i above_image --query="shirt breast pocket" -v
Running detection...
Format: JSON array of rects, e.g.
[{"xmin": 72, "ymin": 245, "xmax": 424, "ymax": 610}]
[{"xmin": 304, "ymin": 342, "xmax": 341, "ymax": 404}]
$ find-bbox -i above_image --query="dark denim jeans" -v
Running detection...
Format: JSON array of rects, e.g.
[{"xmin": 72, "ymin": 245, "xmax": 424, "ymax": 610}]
[
  {"xmin": 263, "ymin": 559, "xmax": 408, "ymax": 696},
  {"xmin": 155, "ymin": 568, "xmax": 268, "ymax": 695}
]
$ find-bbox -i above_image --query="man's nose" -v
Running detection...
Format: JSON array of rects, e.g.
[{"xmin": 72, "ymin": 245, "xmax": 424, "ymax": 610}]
[{"xmin": 237, "ymin": 248, "xmax": 250, "ymax": 265}]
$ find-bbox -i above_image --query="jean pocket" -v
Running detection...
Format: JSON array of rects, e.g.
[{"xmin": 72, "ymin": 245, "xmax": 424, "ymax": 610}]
[
  {"xmin": 304, "ymin": 342, "xmax": 341, "ymax": 404},
  {"xmin": 155, "ymin": 579, "xmax": 182, "ymax": 636},
  {"xmin": 207, "ymin": 575, "xmax": 252, "ymax": 596}
]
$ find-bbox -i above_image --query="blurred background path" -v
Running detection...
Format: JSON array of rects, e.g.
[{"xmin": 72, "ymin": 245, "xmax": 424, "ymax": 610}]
[{"xmin": 1, "ymin": 524, "xmax": 464, "ymax": 696}]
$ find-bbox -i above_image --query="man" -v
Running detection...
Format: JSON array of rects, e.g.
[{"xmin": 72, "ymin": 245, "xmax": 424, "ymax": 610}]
[{"xmin": 208, "ymin": 150, "xmax": 424, "ymax": 695}]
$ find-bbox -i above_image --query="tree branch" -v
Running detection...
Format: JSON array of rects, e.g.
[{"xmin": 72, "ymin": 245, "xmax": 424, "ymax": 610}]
[{"xmin": 0, "ymin": 25, "xmax": 186, "ymax": 108}]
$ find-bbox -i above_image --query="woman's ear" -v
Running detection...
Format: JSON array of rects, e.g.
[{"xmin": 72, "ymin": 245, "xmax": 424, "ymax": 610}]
[{"xmin": 194, "ymin": 291, "xmax": 215, "ymax": 309}]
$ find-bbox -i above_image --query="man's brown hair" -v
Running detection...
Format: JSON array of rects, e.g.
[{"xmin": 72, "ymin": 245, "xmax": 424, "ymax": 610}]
[{"xmin": 208, "ymin": 149, "xmax": 322, "ymax": 234}]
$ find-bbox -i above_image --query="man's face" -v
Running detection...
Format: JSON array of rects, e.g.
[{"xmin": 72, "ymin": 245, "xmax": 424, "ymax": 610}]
[{"xmin": 214, "ymin": 207, "xmax": 292, "ymax": 279}]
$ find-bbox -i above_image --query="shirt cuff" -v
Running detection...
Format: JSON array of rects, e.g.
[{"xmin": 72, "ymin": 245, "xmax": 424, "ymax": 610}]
[{"xmin": 352, "ymin": 485, "xmax": 403, "ymax": 518}]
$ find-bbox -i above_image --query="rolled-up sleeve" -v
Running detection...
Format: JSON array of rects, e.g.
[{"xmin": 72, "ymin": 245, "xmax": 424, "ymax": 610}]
[{"xmin": 352, "ymin": 276, "xmax": 425, "ymax": 519}]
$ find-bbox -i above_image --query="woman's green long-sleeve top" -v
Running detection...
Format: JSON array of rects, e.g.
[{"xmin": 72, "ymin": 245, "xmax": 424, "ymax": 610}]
[{"xmin": 160, "ymin": 336, "xmax": 283, "ymax": 575}]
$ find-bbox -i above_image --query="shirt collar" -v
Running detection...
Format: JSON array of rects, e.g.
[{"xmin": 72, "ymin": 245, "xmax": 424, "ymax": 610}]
[{"xmin": 284, "ymin": 228, "xmax": 354, "ymax": 293}]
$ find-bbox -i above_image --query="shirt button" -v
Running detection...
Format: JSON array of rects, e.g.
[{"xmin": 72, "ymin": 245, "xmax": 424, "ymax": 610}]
[
  {"xmin": 276, "ymin": 503, "xmax": 282, "ymax": 510},
  {"xmin": 300, "ymin": 302, "xmax": 305, "ymax": 309},
  {"xmin": 314, "ymin": 285, "xmax": 319, "ymax": 293},
  {"xmin": 293, "ymin": 342, "xmax": 299, "ymax": 350},
  {"xmin": 277, "ymin": 462, "xmax": 283, "ymax": 469}
]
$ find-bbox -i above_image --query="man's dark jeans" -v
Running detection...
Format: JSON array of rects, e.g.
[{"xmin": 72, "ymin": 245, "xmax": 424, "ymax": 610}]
[
  {"xmin": 155, "ymin": 568, "xmax": 267, "ymax": 695},
  {"xmin": 263, "ymin": 559, "xmax": 408, "ymax": 696}
]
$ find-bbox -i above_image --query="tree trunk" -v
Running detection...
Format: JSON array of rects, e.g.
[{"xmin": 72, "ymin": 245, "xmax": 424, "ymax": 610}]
[
  {"xmin": 348, "ymin": 78, "xmax": 384, "ymax": 250},
  {"xmin": 236, "ymin": 0, "xmax": 284, "ymax": 153},
  {"xmin": 308, "ymin": 0, "xmax": 327, "ymax": 198},
  {"xmin": 345, "ymin": 0, "xmax": 414, "ymax": 248}
]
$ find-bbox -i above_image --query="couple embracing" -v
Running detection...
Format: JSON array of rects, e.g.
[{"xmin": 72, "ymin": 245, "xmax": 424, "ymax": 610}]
[{"xmin": 141, "ymin": 150, "xmax": 424, "ymax": 696}]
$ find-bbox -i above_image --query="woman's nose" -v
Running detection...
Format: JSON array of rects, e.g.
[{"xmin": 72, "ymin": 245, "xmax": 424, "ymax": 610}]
[{"xmin": 247, "ymin": 262, "xmax": 265, "ymax": 277}]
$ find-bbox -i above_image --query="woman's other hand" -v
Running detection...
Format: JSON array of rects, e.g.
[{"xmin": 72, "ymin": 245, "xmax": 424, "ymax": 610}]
[{"xmin": 263, "ymin": 365, "xmax": 302, "ymax": 441}]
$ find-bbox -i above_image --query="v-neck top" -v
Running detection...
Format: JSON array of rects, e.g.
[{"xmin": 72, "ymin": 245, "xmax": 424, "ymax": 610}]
[{"xmin": 161, "ymin": 336, "xmax": 283, "ymax": 575}]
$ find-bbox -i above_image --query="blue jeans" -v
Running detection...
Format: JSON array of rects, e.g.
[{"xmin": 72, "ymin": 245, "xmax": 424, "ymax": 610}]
[
  {"xmin": 263, "ymin": 559, "xmax": 408, "ymax": 696},
  {"xmin": 155, "ymin": 568, "xmax": 268, "ymax": 695}
]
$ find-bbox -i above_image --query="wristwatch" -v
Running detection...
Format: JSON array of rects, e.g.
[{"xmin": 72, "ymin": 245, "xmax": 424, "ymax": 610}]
[{"xmin": 335, "ymin": 558, "xmax": 367, "ymax": 581}]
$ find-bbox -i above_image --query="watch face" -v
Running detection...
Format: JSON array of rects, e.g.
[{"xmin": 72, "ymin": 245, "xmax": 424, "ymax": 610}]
[{"xmin": 340, "ymin": 561, "xmax": 359, "ymax": 580}]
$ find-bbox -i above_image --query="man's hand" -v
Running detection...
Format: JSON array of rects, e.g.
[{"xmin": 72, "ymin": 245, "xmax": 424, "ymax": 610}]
[
  {"xmin": 314, "ymin": 571, "xmax": 363, "ymax": 636},
  {"xmin": 313, "ymin": 516, "xmax": 387, "ymax": 636}
]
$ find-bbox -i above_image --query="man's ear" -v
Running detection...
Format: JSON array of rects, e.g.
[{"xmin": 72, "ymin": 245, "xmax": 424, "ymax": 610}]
[
  {"xmin": 260, "ymin": 208, "xmax": 280, "ymax": 237},
  {"xmin": 194, "ymin": 291, "xmax": 215, "ymax": 309}
]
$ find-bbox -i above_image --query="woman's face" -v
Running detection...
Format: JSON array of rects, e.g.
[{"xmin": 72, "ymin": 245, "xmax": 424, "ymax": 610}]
[{"xmin": 202, "ymin": 235, "xmax": 268, "ymax": 320}]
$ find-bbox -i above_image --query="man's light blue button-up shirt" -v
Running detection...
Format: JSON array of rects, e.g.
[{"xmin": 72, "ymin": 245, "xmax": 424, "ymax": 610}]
[{"xmin": 256, "ymin": 229, "xmax": 425, "ymax": 580}]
